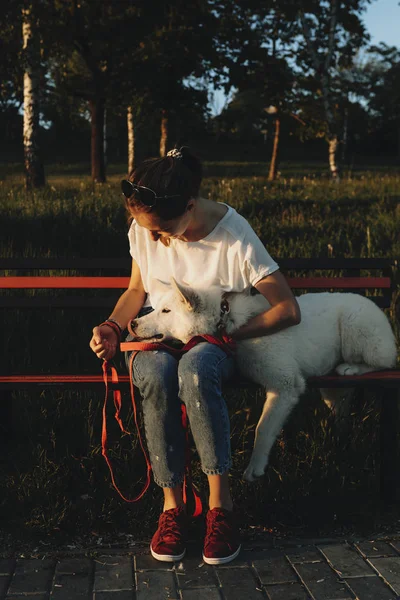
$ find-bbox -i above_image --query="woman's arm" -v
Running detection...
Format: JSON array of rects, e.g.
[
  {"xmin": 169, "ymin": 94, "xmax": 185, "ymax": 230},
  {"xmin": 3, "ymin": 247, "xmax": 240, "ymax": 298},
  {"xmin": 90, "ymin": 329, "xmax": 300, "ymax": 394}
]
[
  {"xmin": 231, "ymin": 271, "xmax": 301, "ymax": 341},
  {"xmin": 89, "ymin": 259, "xmax": 146, "ymax": 360},
  {"xmin": 107, "ymin": 259, "xmax": 147, "ymax": 329}
]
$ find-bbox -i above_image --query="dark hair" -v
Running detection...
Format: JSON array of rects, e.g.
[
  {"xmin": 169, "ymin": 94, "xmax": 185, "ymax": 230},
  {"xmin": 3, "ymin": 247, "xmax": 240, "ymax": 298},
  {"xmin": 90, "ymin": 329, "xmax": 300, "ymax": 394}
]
[{"xmin": 126, "ymin": 147, "xmax": 202, "ymax": 220}]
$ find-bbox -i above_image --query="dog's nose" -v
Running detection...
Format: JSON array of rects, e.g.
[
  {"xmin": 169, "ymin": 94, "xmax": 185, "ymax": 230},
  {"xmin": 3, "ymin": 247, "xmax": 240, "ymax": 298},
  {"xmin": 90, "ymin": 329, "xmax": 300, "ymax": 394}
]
[{"xmin": 130, "ymin": 319, "xmax": 138, "ymax": 330}]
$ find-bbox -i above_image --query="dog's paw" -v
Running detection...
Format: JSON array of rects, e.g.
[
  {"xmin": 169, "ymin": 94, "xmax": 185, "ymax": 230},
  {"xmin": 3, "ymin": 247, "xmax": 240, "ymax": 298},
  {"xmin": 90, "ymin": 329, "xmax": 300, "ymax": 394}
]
[
  {"xmin": 243, "ymin": 462, "xmax": 265, "ymax": 483},
  {"xmin": 336, "ymin": 363, "xmax": 360, "ymax": 376}
]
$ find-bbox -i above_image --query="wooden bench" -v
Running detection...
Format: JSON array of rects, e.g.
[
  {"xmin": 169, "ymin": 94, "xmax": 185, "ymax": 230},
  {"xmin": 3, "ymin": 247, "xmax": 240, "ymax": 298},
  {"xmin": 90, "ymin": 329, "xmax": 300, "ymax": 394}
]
[{"xmin": 1, "ymin": 257, "xmax": 399, "ymax": 502}]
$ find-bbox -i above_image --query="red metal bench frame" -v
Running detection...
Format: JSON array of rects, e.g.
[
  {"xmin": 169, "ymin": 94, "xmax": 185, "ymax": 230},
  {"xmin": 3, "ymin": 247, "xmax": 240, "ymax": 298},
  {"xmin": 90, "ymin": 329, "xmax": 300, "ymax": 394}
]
[{"xmin": 1, "ymin": 257, "xmax": 399, "ymax": 502}]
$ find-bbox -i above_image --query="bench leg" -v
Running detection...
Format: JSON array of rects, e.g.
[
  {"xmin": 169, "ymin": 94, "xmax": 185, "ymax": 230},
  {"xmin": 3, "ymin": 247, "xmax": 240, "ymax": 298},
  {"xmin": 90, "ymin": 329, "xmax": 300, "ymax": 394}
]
[{"xmin": 380, "ymin": 386, "xmax": 400, "ymax": 504}]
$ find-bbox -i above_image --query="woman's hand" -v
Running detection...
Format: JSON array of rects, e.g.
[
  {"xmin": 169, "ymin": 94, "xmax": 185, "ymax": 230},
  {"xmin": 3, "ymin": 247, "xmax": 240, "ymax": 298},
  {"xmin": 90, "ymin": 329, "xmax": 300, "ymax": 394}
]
[{"xmin": 89, "ymin": 324, "xmax": 119, "ymax": 361}]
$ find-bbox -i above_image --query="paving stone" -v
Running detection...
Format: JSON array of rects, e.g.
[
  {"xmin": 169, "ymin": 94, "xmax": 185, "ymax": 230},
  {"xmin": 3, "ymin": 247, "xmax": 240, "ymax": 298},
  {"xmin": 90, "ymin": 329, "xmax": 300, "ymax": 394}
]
[
  {"xmin": 6, "ymin": 558, "xmax": 55, "ymax": 596},
  {"xmin": 0, "ymin": 560, "xmax": 15, "ymax": 576},
  {"xmin": 286, "ymin": 547, "xmax": 323, "ymax": 564},
  {"xmin": 243, "ymin": 549, "xmax": 280, "ymax": 562},
  {"xmin": 264, "ymin": 582, "xmax": 310, "ymax": 600},
  {"xmin": 135, "ymin": 554, "xmax": 175, "ymax": 571},
  {"xmin": 174, "ymin": 556, "xmax": 212, "ymax": 573},
  {"xmin": 215, "ymin": 566, "xmax": 264, "ymax": 599},
  {"xmin": 136, "ymin": 570, "xmax": 178, "ymax": 599},
  {"xmin": 5, "ymin": 594, "xmax": 49, "ymax": 600},
  {"xmin": 56, "ymin": 557, "xmax": 92, "ymax": 574},
  {"xmin": 355, "ymin": 541, "xmax": 398, "ymax": 558},
  {"xmin": 345, "ymin": 575, "xmax": 397, "ymax": 599},
  {"xmin": 51, "ymin": 571, "xmax": 91, "ymax": 598},
  {"xmin": 175, "ymin": 559, "xmax": 218, "ymax": 588},
  {"xmin": 318, "ymin": 543, "xmax": 374, "ymax": 578},
  {"xmin": 94, "ymin": 556, "xmax": 133, "ymax": 591},
  {"xmin": 368, "ymin": 556, "xmax": 400, "ymax": 594},
  {"xmin": 293, "ymin": 562, "xmax": 352, "ymax": 599},
  {"xmin": 253, "ymin": 555, "xmax": 297, "ymax": 585},
  {"xmin": 181, "ymin": 588, "xmax": 222, "ymax": 599},
  {"xmin": 214, "ymin": 553, "xmax": 253, "ymax": 568},
  {"xmin": 95, "ymin": 592, "xmax": 135, "ymax": 600},
  {"xmin": 216, "ymin": 566, "xmax": 257, "ymax": 586},
  {"xmin": 389, "ymin": 541, "xmax": 400, "ymax": 555}
]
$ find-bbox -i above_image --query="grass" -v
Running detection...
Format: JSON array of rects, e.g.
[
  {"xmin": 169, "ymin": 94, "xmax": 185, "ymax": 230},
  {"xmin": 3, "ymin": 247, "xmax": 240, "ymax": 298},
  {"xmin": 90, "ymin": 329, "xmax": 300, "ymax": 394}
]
[{"xmin": 1, "ymin": 160, "xmax": 399, "ymax": 549}]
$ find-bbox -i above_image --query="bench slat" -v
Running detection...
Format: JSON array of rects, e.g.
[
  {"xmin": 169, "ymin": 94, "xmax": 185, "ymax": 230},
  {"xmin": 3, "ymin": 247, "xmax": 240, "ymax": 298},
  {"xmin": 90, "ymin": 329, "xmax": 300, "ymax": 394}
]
[
  {"xmin": 0, "ymin": 276, "xmax": 130, "ymax": 289},
  {"xmin": 1, "ymin": 371, "xmax": 399, "ymax": 390},
  {"xmin": 0, "ymin": 276, "xmax": 392, "ymax": 289}
]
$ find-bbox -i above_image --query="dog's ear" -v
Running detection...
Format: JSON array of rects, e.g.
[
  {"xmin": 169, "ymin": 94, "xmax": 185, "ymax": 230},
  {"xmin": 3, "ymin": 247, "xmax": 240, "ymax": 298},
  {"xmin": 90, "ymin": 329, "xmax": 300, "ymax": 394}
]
[{"xmin": 171, "ymin": 278, "xmax": 200, "ymax": 312}]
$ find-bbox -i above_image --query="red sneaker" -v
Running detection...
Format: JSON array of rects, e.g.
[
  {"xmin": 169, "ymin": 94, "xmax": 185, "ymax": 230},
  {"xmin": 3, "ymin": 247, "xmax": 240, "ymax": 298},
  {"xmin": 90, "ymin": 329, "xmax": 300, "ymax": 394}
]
[
  {"xmin": 202, "ymin": 507, "xmax": 241, "ymax": 565},
  {"xmin": 150, "ymin": 506, "xmax": 188, "ymax": 562}
]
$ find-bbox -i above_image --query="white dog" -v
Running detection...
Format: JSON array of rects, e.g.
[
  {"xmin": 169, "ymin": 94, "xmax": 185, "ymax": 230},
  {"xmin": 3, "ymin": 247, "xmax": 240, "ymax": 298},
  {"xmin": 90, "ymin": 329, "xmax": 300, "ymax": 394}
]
[{"xmin": 130, "ymin": 280, "xmax": 397, "ymax": 482}]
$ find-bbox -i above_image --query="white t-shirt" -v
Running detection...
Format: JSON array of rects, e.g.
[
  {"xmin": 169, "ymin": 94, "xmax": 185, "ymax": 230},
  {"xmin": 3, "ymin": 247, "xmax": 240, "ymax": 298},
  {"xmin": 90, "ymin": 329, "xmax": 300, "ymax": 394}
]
[{"xmin": 128, "ymin": 203, "xmax": 279, "ymax": 308}]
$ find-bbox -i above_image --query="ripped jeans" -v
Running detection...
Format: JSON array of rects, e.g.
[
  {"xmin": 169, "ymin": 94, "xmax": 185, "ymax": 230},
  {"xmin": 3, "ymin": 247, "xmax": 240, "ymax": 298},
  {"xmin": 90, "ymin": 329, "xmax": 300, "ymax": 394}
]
[{"xmin": 125, "ymin": 309, "xmax": 235, "ymax": 488}]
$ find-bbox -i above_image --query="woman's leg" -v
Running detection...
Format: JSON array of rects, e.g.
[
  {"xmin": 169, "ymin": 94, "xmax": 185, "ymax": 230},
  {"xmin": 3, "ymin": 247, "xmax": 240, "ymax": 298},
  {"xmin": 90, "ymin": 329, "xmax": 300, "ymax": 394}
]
[
  {"xmin": 207, "ymin": 472, "xmax": 233, "ymax": 511},
  {"xmin": 128, "ymin": 348, "xmax": 190, "ymax": 562},
  {"xmin": 178, "ymin": 343, "xmax": 240, "ymax": 564},
  {"xmin": 127, "ymin": 349, "xmax": 186, "ymax": 498},
  {"xmin": 178, "ymin": 343, "xmax": 235, "ymax": 510}
]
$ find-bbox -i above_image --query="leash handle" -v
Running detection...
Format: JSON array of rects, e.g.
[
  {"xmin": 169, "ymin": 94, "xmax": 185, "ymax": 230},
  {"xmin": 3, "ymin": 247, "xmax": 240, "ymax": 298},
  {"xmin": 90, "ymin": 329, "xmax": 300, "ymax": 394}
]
[{"xmin": 101, "ymin": 360, "xmax": 151, "ymax": 503}]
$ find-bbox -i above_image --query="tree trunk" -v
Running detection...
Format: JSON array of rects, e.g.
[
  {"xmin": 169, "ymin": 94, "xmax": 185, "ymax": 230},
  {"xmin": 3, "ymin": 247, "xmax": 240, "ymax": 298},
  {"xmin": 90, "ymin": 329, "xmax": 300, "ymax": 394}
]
[
  {"xmin": 341, "ymin": 104, "xmax": 348, "ymax": 164},
  {"xmin": 268, "ymin": 116, "xmax": 280, "ymax": 181},
  {"xmin": 103, "ymin": 108, "xmax": 107, "ymax": 169},
  {"xmin": 397, "ymin": 124, "xmax": 400, "ymax": 160},
  {"xmin": 127, "ymin": 105, "xmax": 136, "ymax": 175},
  {"xmin": 160, "ymin": 109, "xmax": 168, "ymax": 157},
  {"xmin": 89, "ymin": 97, "xmax": 106, "ymax": 183},
  {"xmin": 328, "ymin": 135, "xmax": 339, "ymax": 180},
  {"xmin": 22, "ymin": 6, "xmax": 45, "ymax": 189},
  {"xmin": 300, "ymin": 8, "xmax": 341, "ymax": 180}
]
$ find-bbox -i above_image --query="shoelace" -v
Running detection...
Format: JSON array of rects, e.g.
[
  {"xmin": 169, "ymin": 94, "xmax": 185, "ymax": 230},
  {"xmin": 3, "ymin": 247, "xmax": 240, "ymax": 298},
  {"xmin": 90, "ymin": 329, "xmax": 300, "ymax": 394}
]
[
  {"xmin": 158, "ymin": 510, "xmax": 185, "ymax": 541},
  {"xmin": 205, "ymin": 509, "xmax": 235, "ymax": 547}
]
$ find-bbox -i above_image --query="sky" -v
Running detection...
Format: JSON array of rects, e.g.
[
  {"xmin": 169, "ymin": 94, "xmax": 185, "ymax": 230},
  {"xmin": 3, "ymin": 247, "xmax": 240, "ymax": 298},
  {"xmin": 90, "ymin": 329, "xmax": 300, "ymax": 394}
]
[
  {"xmin": 364, "ymin": 0, "xmax": 399, "ymax": 48},
  {"xmin": 209, "ymin": 0, "xmax": 400, "ymax": 116}
]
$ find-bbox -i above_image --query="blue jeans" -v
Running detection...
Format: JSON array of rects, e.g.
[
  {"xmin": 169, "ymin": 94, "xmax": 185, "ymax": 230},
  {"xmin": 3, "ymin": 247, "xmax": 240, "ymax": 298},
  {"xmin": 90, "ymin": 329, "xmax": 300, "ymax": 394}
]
[{"xmin": 125, "ymin": 310, "xmax": 235, "ymax": 488}]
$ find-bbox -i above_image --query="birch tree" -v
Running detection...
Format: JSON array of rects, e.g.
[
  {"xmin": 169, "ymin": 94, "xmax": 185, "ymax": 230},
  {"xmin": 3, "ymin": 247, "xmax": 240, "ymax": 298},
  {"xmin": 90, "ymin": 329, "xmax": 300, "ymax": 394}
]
[
  {"xmin": 45, "ymin": 0, "xmax": 158, "ymax": 183},
  {"xmin": 22, "ymin": 3, "xmax": 45, "ymax": 189},
  {"xmin": 127, "ymin": 106, "xmax": 136, "ymax": 174}
]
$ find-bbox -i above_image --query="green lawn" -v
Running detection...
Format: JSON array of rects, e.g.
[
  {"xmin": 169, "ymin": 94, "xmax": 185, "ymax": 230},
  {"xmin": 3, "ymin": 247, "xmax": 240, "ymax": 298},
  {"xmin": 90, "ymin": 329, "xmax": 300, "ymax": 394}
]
[{"xmin": 1, "ymin": 162, "xmax": 399, "ymax": 548}]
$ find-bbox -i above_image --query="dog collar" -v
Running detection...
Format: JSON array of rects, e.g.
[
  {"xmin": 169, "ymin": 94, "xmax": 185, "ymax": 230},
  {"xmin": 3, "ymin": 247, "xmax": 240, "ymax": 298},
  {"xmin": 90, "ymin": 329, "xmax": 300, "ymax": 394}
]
[{"xmin": 217, "ymin": 298, "xmax": 230, "ymax": 330}]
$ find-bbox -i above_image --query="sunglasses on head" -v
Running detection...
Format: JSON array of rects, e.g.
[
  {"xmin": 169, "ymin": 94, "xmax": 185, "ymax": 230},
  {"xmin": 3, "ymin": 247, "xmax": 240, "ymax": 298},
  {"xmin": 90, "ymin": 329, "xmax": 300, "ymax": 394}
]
[{"xmin": 121, "ymin": 180, "xmax": 181, "ymax": 207}]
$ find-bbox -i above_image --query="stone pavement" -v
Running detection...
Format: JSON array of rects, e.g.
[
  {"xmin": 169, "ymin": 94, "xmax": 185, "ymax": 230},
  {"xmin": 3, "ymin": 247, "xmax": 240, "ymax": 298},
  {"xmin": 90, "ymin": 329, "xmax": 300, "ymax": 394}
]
[{"xmin": 1, "ymin": 537, "xmax": 400, "ymax": 599}]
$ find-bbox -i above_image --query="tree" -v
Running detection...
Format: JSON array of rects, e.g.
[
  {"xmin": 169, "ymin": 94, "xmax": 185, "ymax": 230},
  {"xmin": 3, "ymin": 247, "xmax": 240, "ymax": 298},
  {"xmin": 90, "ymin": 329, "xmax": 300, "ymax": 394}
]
[
  {"xmin": 366, "ymin": 44, "xmax": 400, "ymax": 158},
  {"xmin": 22, "ymin": 2, "xmax": 45, "ymax": 188},
  {"xmin": 140, "ymin": 1, "xmax": 220, "ymax": 157},
  {"xmin": 44, "ymin": 0, "xmax": 160, "ymax": 182},
  {"xmin": 289, "ymin": 0, "xmax": 372, "ymax": 178},
  {"xmin": 216, "ymin": 1, "xmax": 298, "ymax": 179}
]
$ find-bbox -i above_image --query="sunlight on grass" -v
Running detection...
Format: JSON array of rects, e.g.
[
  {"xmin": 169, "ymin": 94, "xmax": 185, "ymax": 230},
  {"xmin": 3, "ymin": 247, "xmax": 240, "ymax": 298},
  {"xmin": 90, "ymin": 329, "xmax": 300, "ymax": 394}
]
[{"xmin": 1, "ymin": 162, "xmax": 399, "ymax": 542}]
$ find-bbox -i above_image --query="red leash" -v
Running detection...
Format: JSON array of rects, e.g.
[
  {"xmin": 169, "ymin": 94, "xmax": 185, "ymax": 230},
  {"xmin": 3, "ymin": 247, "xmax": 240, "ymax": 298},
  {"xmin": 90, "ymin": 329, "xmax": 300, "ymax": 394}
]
[{"xmin": 101, "ymin": 334, "xmax": 235, "ymax": 516}]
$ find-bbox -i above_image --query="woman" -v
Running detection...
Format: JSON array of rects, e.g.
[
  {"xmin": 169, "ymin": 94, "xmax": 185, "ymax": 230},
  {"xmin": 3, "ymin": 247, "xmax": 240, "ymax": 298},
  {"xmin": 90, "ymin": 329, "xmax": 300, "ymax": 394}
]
[{"xmin": 89, "ymin": 147, "xmax": 300, "ymax": 565}]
